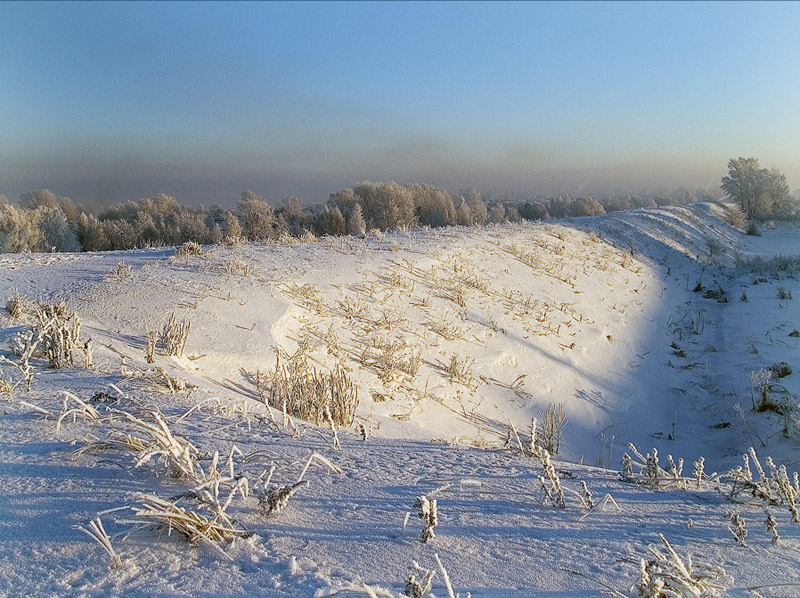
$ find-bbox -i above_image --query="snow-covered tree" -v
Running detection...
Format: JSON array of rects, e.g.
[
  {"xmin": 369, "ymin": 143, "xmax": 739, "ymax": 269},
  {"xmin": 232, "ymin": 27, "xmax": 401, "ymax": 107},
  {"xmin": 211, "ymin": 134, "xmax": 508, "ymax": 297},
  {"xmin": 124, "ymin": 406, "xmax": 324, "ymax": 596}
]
[
  {"xmin": 1, "ymin": 203, "xmax": 42, "ymax": 252},
  {"xmin": 237, "ymin": 191, "xmax": 275, "ymax": 241},
  {"xmin": 722, "ymin": 158, "xmax": 796, "ymax": 220},
  {"xmin": 37, "ymin": 205, "xmax": 80, "ymax": 252}
]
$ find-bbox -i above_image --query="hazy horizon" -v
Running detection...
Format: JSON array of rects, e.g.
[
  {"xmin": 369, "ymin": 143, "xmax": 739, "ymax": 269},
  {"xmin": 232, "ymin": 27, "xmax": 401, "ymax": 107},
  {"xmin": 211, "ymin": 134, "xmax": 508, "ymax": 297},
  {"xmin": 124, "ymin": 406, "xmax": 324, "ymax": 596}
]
[{"xmin": 1, "ymin": 1, "xmax": 798, "ymax": 207}]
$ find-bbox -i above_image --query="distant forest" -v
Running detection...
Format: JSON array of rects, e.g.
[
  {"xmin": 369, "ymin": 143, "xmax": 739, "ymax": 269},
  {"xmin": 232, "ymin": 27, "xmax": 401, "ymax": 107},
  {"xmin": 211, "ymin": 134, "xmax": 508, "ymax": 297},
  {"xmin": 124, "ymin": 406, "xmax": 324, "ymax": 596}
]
[{"xmin": 0, "ymin": 180, "xmax": 758, "ymax": 254}]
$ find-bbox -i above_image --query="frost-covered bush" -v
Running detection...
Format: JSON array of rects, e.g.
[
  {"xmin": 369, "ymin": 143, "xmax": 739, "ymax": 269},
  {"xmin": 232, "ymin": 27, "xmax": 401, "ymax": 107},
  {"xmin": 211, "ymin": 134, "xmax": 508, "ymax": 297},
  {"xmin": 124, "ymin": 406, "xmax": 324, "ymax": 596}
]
[
  {"xmin": 174, "ymin": 240, "xmax": 203, "ymax": 259},
  {"xmin": 726, "ymin": 204, "xmax": 747, "ymax": 230}
]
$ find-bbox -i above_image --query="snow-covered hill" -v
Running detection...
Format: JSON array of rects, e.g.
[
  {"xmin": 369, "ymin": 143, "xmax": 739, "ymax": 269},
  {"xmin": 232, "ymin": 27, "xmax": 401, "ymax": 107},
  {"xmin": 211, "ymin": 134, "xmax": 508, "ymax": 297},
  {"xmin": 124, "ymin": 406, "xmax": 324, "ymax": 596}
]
[{"xmin": 1, "ymin": 203, "xmax": 798, "ymax": 597}]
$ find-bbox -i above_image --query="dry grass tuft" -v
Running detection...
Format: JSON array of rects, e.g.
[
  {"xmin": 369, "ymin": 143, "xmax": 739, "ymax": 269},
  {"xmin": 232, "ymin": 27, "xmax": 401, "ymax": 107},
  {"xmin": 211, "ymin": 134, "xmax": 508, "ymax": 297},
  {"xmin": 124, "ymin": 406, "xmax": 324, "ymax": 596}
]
[
  {"xmin": 262, "ymin": 357, "xmax": 358, "ymax": 427},
  {"xmin": 158, "ymin": 314, "xmax": 190, "ymax": 357}
]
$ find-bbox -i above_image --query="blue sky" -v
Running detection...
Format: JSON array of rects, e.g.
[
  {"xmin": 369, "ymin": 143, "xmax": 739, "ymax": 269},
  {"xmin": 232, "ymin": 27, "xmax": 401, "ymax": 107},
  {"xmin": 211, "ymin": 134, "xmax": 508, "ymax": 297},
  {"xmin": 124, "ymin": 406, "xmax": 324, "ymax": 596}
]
[{"xmin": 1, "ymin": 1, "xmax": 798, "ymax": 206}]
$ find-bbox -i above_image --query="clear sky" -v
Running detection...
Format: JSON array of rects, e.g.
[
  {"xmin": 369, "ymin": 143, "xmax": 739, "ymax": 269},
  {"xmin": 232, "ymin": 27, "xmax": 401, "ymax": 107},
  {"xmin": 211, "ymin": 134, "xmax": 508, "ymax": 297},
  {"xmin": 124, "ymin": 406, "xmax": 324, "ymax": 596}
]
[{"xmin": 1, "ymin": 1, "xmax": 798, "ymax": 207}]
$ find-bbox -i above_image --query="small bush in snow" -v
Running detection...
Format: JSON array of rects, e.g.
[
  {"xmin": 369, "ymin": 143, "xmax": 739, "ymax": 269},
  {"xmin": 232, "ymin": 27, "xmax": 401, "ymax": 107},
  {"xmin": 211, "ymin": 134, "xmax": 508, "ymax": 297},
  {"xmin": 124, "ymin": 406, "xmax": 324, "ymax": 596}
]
[
  {"xmin": 405, "ymin": 561, "xmax": 435, "ymax": 598},
  {"xmin": 174, "ymin": 240, "xmax": 203, "ymax": 259},
  {"xmin": 746, "ymin": 221, "xmax": 762, "ymax": 236},
  {"xmin": 726, "ymin": 204, "xmax": 748, "ymax": 230},
  {"xmin": 5, "ymin": 290, "xmax": 38, "ymax": 319},
  {"xmin": 112, "ymin": 261, "xmax": 133, "ymax": 279},
  {"xmin": 223, "ymin": 252, "xmax": 254, "ymax": 276},
  {"xmin": 765, "ymin": 509, "xmax": 779, "ymax": 544},
  {"xmin": 259, "ymin": 480, "xmax": 309, "ymax": 516}
]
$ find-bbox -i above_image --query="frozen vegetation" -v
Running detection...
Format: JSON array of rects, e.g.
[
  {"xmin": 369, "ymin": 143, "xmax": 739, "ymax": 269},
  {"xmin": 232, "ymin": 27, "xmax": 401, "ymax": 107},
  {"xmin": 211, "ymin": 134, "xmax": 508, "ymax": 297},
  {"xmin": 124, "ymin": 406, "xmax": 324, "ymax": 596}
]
[{"xmin": 1, "ymin": 202, "xmax": 799, "ymax": 597}]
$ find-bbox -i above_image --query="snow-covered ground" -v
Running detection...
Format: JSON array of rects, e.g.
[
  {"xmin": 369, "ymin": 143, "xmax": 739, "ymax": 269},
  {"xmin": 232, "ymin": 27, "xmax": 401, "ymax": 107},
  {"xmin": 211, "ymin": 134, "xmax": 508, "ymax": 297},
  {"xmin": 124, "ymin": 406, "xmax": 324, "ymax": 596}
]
[{"xmin": 1, "ymin": 203, "xmax": 798, "ymax": 597}]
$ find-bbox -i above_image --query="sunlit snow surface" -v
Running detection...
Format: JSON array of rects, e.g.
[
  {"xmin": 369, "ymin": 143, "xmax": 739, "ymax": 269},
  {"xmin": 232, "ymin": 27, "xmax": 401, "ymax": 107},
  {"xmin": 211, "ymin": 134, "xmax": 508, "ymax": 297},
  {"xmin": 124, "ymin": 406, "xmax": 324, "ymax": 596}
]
[{"xmin": 1, "ymin": 203, "xmax": 798, "ymax": 596}]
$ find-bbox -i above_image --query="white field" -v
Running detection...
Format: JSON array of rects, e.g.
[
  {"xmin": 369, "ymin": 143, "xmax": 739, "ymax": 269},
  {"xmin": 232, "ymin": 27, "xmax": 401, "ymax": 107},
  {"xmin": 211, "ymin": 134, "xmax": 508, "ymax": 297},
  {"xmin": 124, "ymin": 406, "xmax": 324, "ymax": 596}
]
[{"xmin": 0, "ymin": 203, "xmax": 798, "ymax": 597}]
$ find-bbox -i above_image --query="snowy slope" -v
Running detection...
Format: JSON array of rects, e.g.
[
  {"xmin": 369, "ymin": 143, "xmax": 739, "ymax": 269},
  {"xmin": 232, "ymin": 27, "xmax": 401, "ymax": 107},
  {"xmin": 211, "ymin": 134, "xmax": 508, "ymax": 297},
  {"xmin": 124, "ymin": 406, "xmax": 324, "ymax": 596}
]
[{"xmin": 0, "ymin": 203, "xmax": 799, "ymax": 597}]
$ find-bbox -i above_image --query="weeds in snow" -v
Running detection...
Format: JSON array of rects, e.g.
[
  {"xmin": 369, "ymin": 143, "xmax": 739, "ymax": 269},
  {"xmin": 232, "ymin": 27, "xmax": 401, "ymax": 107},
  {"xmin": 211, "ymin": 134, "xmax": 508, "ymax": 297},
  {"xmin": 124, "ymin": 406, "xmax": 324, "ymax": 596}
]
[
  {"xmin": 125, "ymin": 493, "xmax": 248, "ymax": 549},
  {"xmin": 262, "ymin": 357, "xmax": 357, "ymax": 427},
  {"xmin": 727, "ymin": 510, "xmax": 748, "ymax": 547},
  {"xmin": 75, "ymin": 517, "xmax": 122, "ymax": 568},
  {"xmin": 633, "ymin": 534, "xmax": 731, "ymax": 598},
  {"xmin": 77, "ymin": 408, "xmax": 199, "ymax": 479},
  {"xmin": 158, "ymin": 313, "xmax": 190, "ymax": 358},
  {"xmin": 415, "ymin": 494, "xmax": 438, "ymax": 543}
]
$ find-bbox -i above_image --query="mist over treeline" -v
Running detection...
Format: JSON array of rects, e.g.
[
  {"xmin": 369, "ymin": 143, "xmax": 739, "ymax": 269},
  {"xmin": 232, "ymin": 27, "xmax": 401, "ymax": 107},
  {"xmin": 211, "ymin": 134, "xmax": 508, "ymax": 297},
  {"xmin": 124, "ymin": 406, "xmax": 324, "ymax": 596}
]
[{"xmin": 0, "ymin": 178, "xmax": 787, "ymax": 254}]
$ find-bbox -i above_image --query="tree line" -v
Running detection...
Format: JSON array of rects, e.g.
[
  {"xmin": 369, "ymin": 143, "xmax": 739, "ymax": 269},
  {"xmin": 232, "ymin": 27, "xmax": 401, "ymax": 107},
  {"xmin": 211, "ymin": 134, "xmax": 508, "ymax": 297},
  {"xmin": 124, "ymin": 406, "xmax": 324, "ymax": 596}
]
[{"xmin": 1, "ymin": 162, "xmax": 795, "ymax": 253}]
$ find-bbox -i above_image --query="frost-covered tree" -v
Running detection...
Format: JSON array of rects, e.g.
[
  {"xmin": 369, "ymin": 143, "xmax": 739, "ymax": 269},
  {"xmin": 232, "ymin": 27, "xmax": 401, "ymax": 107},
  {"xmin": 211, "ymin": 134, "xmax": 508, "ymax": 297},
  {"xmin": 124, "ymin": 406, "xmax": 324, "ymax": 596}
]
[
  {"xmin": 488, "ymin": 203, "xmax": 506, "ymax": 223},
  {"xmin": 19, "ymin": 189, "xmax": 80, "ymax": 225},
  {"xmin": 37, "ymin": 205, "xmax": 80, "ymax": 252},
  {"xmin": 520, "ymin": 201, "xmax": 549, "ymax": 220},
  {"xmin": 570, "ymin": 196, "xmax": 605, "ymax": 217},
  {"xmin": 722, "ymin": 158, "xmax": 796, "ymax": 220},
  {"xmin": 224, "ymin": 213, "xmax": 243, "ymax": 242},
  {"xmin": 317, "ymin": 206, "xmax": 346, "ymax": 236},
  {"xmin": 464, "ymin": 188, "xmax": 488, "ymax": 225},
  {"xmin": 237, "ymin": 191, "xmax": 275, "ymax": 241},
  {"xmin": 1, "ymin": 203, "xmax": 42, "ymax": 252},
  {"xmin": 408, "ymin": 183, "xmax": 455, "ymax": 228},
  {"xmin": 346, "ymin": 202, "xmax": 366, "ymax": 237}
]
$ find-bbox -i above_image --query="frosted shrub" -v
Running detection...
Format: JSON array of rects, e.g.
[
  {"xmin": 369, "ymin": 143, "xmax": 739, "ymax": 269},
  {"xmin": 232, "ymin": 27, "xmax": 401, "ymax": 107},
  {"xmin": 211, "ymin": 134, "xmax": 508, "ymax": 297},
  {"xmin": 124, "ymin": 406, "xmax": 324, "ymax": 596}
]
[
  {"xmin": 775, "ymin": 413, "xmax": 800, "ymax": 447},
  {"xmin": 13, "ymin": 302, "xmax": 84, "ymax": 369},
  {"xmin": 112, "ymin": 261, "xmax": 132, "ymax": 279},
  {"xmin": 223, "ymin": 252, "xmax": 254, "ymax": 276},
  {"xmin": 145, "ymin": 331, "xmax": 157, "ymax": 363},
  {"xmin": 693, "ymin": 457, "xmax": 705, "ymax": 488},
  {"xmin": 622, "ymin": 453, "xmax": 634, "ymax": 480},
  {"xmin": 5, "ymin": 290, "xmax": 38, "ymax": 319},
  {"xmin": 726, "ymin": 204, "xmax": 747, "ymax": 230},
  {"xmin": 174, "ymin": 240, "xmax": 203, "ymax": 259},
  {"xmin": 537, "ymin": 448, "xmax": 565, "ymax": 509},
  {"xmin": 625, "ymin": 444, "xmax": 704, "ymax": 490},
  {"xmin": 725, "ymin": 447, "xmax": 799, "ymax": 521}
]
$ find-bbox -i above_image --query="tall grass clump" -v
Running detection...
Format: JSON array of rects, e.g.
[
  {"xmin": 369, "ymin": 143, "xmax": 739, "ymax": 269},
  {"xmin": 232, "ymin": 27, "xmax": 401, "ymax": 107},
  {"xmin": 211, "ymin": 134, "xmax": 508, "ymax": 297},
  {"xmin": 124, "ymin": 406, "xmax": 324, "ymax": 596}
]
[
  {"xmin": 263, "ymin": 357, "xmax": 357, "ymax": 427},
  {"xmin": 158, "ymin": 313, "xmax": 190, "ymax": 358}
]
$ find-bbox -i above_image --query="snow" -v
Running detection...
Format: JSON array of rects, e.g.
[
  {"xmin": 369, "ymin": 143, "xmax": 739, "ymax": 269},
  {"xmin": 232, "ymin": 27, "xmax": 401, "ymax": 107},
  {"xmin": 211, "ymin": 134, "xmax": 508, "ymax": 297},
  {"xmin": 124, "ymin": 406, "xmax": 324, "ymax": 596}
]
[{"xmin": 1, "ymin": 203, "xmax": 799, "ymax": 597}]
